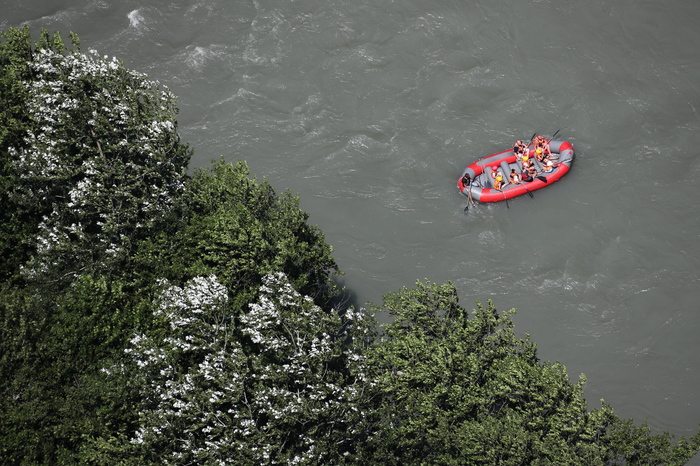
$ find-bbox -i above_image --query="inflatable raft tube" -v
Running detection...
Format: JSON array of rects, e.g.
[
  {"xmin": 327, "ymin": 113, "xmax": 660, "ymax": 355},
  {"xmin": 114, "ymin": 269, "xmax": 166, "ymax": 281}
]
[{"xmin": 458, "ymin": 139, "xmax": 574, "ymax": 203}]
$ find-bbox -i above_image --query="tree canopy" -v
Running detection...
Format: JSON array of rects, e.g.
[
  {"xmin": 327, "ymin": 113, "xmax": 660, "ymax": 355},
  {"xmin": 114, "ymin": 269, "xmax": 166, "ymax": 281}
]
[
  {"xmin": 1, "ymin": 26, "xmax": 698, "ymax": 466},
  {"xmin": 356, "ymin": 281, "xmax": 700, "ymax": 465},
  {"xmin": 1, "ymin": 25, "xmax": 191, "ymax": 288},
  {"xmin": 116, "ymin": 272, "xmax": 371, "ymax": 465}
]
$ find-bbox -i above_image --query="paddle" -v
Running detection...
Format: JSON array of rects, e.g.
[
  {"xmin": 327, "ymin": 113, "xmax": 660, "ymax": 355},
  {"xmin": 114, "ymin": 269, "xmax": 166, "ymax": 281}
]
[
  {"xmin": 522, "ymin": 132, "xmax": 536, "ymax": 153},
  {"xmin": 539, "ymin": 130, "xmax": 560, "ymax": 160},
  {"xmin": 531, "ymin": 130, "xmax": 559, "ymax": 158},
  {"xmin": 464, "ymin": 190, "xmax": 476, "ymax": 213},
  {"xmin": 496, "ymin": 188, "xmax": 509, "ymax": 209},
  {"xmin": 512, "ymin": 173, "xmax": 533, "ymax": 198}
]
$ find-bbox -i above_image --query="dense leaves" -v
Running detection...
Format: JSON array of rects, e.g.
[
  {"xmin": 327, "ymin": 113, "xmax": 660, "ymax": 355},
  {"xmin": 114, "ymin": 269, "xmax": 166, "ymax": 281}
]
[
  {"xmin": 2, "ymin": 26, "xmax": 191, "ymax": 288},
  {"xmin": 185, "ymin": 160, "xmax": 339, "ymax": 305},
  {"xmin": 115, "ymin": 272, "xmax": 372, "ymax": 465},
  {"xmin": 0, "ymin": 26, "xmax": 63, "ymax": 281},
  {"xmin": 356, "ymin": 281, "xmax": 700, "ymax": 465},
  {"xmin": 0, "ymin": 27, "xmax": 192, "ymax": 463},
  {"xmin": 0, "ymin": 274, "xmax": 139, "ymax": 464}
]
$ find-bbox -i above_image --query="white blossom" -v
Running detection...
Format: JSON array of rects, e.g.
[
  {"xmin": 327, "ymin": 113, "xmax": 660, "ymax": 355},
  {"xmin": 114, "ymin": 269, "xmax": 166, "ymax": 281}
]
[
  {"xmin": 120, "ymin": 272, "xmax": 371, "ymax": 464},
  {"xmin": 10, "ymin": 47, "xmax": 189, "ymax": 281}
]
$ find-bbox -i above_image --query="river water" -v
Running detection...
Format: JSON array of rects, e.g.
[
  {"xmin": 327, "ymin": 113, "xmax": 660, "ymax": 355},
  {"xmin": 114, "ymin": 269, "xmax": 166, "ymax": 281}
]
[{"xmin": 5, "ymin": 0, "xmax": 700, "ymax": 453}]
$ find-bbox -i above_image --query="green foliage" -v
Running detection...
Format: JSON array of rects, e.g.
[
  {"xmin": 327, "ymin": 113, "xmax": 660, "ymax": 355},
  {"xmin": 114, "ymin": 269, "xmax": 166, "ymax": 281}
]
[
  {"xmin": 356, "ymin": 280, "xmax": 700, "ymax": 465},
  {"xmin": 0, "ymin": 26, "xmax": 191, "ymax": 464},
  {"xmin": 601, "ymin": 415, "xmax": 700, "ymax": 466},
  {"xmin": 135, "ymin": 159, "xmax": 341, "ymax": 311},
  {"xmin": 0, "ymin": 27, "xmax": 81, "ymax": 283},
  {"xmin": 1, "ymin": 26, "xmax": 192, "ymax": 289},
  {"xmin": 101, "ymin": 273, "xmax": 373, "ymax": 465},
  {"xmin": 0, "ymin": 26, "xmax": 345, "ymax": 464},
  {"xmin": 0, "ymin": 276, "xmax": 144, "ymax": 464},
  {"xmin": 0, "ymin": 26, "xmax": 46, "ymax": 282}
]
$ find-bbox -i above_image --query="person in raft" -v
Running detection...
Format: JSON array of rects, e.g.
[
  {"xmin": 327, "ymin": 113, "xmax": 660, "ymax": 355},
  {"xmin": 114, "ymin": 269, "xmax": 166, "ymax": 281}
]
[
  {"xmin": 520, "ymin": 156, "xmax": 532, "ymax": 181},
  {"xmin": 513, "ymin": 139, "xmax": 528, "ymax": 161},
  {"xmin": 461, "ymin": 173, "xmax": 476, "ymax": 206},
  {"xmin": 461, "ymin": 172, "xmax": 472, "ymax": 187},
  {"xmin": 494, "ymin": 175, "xmax": 504, "ymax": 190},
  {"xmin": 510, "ymin": 168, "xmax": 521, "ymax": 184},
  {"xmin": 534, "ymin": 134, "xmax": 550, "ymax": 156},
  {"xmin": 542, "ymin": 159, "xmax": 559, "ymax": 173},
  {"xmin": 527, "ymin": 163, "xmax": 539, "ymax": 180},
  {"xmin": 535, "ymin": 147, "xmax": 547, "ymax": 163},
  {"xmin": 488, "ymin": 166, "xmax": 502, "ymax": 189},
  {"xmin": 490, "ymin": 165, "xmax": 503, "ymax": 184}
]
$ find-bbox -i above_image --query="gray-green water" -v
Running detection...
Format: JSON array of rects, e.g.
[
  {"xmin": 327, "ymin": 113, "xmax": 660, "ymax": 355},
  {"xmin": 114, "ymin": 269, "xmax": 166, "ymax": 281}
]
[{"xmin": 5, "ymin": 0, "xmax": 700, "ymax": 452}]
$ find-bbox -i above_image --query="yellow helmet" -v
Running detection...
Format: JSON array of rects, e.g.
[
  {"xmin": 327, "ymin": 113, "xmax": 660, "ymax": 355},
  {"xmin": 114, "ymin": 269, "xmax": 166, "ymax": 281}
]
[
  {"xmin": 496, "ymin": 176, "xmax": 502, "ymax": 181},
  {"xmin": 536, "ymin": 148, "xmax": 542, "ymax": 154},
  {"xmin": 523, "ymin": 155, "xmax": 529, "ymax": 161}
]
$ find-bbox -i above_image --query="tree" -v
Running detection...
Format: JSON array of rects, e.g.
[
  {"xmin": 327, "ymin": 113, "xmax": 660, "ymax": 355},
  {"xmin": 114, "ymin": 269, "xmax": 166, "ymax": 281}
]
[
  {"xmin": 1, "ymin": 26, "xmax": 191, "ymax": 288},
  {"xmin": 0, "ymin": 274, "xmax": 141, "ymax": 464},
  {"xmin": 1, "ymin": 26, "xmax": 348, "ymax": 464},
  {"xmin": 129, "ymin": 159, "xmax": 341, "ymax": 312},
  {"xmin": 0, "ymin": 26, "xmax": 67, "ymax": 282},
  {"xmin": 183, "ymin": 159, "xmax": 341, "ymax": 307},
  {"xmin": 356, "ymin": 280, "xmax": 700, "ymax": 465},
  {"xmin": 107, "ymin": 272, "xmax": 372, "ymax": 465},
  {"xmin": 0, "ymin": 27, "xmax": 192, "ymax": 464}
]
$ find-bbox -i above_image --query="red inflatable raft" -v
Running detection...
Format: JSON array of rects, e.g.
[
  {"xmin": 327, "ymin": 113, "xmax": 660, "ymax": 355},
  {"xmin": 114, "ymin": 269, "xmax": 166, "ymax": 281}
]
[{"xmin": 458, "ymin": 139, "xmax": 574, "ymax": 203}]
